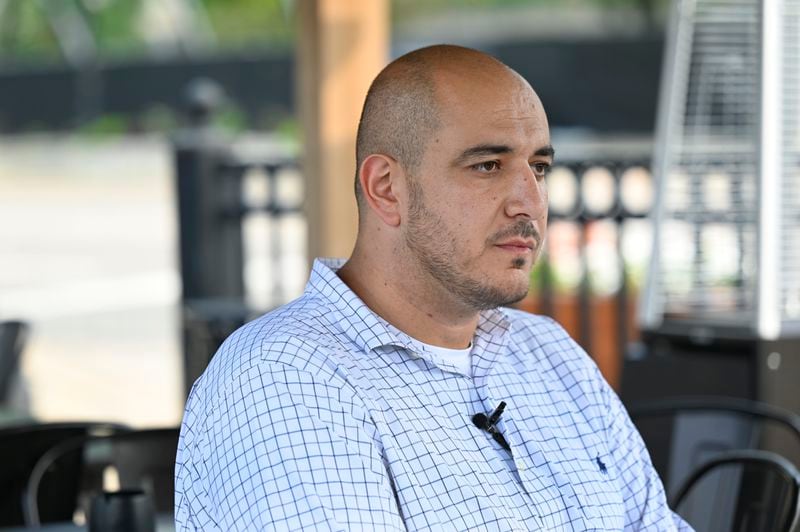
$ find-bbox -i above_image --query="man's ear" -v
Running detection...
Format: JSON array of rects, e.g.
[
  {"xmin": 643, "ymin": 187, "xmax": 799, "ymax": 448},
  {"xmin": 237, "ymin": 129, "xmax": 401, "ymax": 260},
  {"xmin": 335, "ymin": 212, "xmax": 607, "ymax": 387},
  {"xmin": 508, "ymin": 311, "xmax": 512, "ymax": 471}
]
[{"xmin": 358, "ymin": 154, "xmax": 403, "ymax": 227}]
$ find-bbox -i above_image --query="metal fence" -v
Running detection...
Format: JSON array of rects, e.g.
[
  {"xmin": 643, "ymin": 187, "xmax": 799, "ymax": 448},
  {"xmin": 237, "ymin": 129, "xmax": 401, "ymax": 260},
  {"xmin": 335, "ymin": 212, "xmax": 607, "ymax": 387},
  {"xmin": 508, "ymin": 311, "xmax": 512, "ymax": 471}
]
[
  {"xmin": 173, "ymin": 83, "xmax": 655, "ymax": 392},
  {"xmin": 529, "ymin": 153, "xmax": 654, "ymax": 387},
  {"xmin": 173, "ymin": 81, "xmax": 304, "ymax": 393}
]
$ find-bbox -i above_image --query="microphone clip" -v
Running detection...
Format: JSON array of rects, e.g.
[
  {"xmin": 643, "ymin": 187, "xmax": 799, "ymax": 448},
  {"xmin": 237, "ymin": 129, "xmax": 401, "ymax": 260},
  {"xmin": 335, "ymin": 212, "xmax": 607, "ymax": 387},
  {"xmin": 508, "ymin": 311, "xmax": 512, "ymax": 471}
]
[{"xmin": 472, "ymin": 401, "xmax": 511, "ymax": 452}]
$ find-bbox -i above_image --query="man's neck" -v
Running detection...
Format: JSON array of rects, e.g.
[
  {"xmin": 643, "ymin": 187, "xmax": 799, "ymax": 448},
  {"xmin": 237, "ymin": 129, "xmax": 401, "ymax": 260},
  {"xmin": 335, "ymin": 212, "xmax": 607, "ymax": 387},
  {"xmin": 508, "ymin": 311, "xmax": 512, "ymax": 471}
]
[{"xmin": 337, "ymin": 253, "xmax": 479, "ymax": 349}]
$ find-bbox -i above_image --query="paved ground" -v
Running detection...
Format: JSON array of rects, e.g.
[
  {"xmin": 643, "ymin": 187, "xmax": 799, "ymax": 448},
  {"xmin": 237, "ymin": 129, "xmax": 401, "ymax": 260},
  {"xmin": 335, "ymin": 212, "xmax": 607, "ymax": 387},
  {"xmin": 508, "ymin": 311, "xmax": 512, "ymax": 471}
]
[
  {"xmin": 0, "ymin": 134, "xmax": 310, "ymax": 428},
  {"xmin": 0, "ymin": 133, "xmax": 652, "ymax": 427},
  {"xmin": 0, "ymin": 135, "xmax": 184, "ymax": 427}
]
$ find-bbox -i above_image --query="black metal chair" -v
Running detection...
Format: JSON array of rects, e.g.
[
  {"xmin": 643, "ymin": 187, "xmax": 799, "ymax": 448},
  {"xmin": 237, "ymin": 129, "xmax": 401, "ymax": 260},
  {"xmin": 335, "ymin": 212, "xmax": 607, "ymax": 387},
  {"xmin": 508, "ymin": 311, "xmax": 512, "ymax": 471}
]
[
  {"xmin": 672, "ymin": 449, "xmax": 800, "ymax": 532},
  {"xmin": 0, "ymin": 320, "xmax": 29, "ymax": 405},
  {"xmin": 0, "ymin": 422, "xmax": 128, "ymax": 527},
  {"xmin": 628, "ymin": 396, "xmax": 800, "ymax": 499},
  {"xmin": 101, "ymin": 428, "xmax": 180, "ymax": 513},
  {"xmin": 23, "ymin": 427, "xmax": 180, "ymax": 527}
]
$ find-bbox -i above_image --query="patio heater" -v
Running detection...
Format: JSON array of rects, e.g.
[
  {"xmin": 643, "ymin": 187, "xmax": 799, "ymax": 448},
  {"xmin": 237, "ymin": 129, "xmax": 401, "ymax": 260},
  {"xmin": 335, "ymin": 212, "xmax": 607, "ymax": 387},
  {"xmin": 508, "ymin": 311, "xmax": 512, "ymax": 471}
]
[{"xmin": 629, "ymin": 0, "xmax": 800, "ymax": 416}]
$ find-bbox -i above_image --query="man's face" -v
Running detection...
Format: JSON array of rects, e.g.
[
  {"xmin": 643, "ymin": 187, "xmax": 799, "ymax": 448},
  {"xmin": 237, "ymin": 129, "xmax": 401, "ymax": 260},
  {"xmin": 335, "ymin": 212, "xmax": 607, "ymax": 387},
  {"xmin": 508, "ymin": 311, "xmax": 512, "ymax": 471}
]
[{"xmin": 402, "ymin": 71, "xmax": 551, "ymax": 311}]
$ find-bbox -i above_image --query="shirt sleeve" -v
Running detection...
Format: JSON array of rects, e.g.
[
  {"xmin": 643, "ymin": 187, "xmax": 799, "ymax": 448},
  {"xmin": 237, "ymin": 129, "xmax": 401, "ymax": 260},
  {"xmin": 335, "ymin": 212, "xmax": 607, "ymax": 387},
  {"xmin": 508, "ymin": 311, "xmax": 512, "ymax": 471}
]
[
  {"xmin": 597, "ymin": 367, "xmax": 694, "ymax": 532},
  {"xmin": 178, "ymin": 362, "xmax": 406, "ymax": 531}
]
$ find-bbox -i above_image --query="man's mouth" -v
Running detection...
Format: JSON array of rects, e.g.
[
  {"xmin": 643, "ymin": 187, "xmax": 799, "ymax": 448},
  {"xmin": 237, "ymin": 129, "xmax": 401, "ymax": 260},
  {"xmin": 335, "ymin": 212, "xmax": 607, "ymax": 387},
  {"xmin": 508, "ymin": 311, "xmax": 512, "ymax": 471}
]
[
  {"xmin": 489, "ymin": 220, "xmax": 542, "ymax": 253},
  {"xmin": 494, "ymin": 239, "xmax": 535, "ymax": 253}
]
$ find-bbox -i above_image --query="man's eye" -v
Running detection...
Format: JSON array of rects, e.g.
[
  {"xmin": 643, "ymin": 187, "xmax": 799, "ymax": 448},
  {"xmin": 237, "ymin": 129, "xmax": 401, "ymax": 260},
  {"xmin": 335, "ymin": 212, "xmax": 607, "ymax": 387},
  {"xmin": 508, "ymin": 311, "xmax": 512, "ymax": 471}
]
[
  {"xmin": 531, "ymin": 162, "xmax": 551, "ymax": 178},
  {"xmin": 472, "ymin": 161, "xmax": 500, "ymax": 172}
]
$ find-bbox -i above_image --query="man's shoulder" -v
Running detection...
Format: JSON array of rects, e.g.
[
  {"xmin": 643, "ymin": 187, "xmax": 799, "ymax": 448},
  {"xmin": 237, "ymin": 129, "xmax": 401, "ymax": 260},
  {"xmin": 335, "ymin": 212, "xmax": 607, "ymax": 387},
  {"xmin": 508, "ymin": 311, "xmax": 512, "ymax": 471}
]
[
  {"xmin": 501, "ymin": 307, "xmax": 577, "ymax": 349},
  {"xmin": 500, "ymin": 307, "xmax": 600, "ymax": 378},
  {"xmin": 195, "ymin": 292, "xmax": 346, "ymax": 400}
]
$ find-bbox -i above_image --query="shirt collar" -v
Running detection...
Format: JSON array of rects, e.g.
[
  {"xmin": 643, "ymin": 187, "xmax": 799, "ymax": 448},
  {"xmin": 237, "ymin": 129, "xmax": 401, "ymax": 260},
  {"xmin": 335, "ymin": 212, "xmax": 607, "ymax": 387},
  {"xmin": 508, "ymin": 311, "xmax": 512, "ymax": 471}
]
[
  {"xmin": 307, "ymin": 258, "xmax": 513, "ymax": 374},
  {"xmin": 307, "ymin": 258, "xmax": 420, "ymax": 355}
]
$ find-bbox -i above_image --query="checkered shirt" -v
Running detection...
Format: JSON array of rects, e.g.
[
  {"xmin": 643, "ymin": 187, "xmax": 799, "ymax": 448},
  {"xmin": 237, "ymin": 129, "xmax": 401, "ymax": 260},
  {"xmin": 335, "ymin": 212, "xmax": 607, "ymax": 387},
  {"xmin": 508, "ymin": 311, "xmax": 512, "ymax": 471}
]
[{"xmin": 175, "ymin": 258, "xmax": 692, "ymax": 531}]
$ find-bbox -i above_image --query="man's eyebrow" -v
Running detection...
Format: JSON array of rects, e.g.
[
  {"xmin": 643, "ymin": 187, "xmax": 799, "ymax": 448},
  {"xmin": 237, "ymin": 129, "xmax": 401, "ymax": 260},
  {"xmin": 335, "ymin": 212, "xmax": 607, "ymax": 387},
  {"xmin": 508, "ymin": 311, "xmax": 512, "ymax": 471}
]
[
  {"xmin": 453, "ymin": 144, "xmax": 555, "ymax": 166},
  {"xmin": 453, "ymin": 144, "xmax": 512, "ymax": 165},
  {"xmin": 535, "ymin": 145, "xmax": 555, "ymax": 158}
]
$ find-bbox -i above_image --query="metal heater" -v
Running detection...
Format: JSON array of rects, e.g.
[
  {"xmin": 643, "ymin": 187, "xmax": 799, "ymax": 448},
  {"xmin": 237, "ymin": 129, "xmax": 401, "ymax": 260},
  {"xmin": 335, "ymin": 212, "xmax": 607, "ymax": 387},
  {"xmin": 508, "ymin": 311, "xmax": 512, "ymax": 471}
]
[{"xmin": 627, "ymin": 0, "xmax": 800, "ymax": 417}]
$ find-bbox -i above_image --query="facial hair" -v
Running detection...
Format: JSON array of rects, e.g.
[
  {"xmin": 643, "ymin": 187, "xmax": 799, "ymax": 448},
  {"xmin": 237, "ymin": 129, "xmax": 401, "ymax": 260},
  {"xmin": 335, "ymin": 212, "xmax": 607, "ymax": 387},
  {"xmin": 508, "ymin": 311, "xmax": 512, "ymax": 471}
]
[{"xmin": 403, "ymin": 178, "xmax": 540, "ymax": 311}]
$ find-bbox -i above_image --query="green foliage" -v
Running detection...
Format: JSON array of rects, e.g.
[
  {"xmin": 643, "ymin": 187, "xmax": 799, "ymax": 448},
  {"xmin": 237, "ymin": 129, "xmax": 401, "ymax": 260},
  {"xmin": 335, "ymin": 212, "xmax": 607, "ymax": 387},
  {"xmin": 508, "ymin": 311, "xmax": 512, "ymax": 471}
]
[
  {"xmin": 139, "ymin": 104, "xmax": 179, "ymax": 133},
  {"xmin": 392, "ymin": 0, "xmax": 661, "ymax": 21},
  {"xmin": 212, "ymin": 103, "xmax": 248, "ymax": 133},
  {"xmin": 274, "ymin": 117, "xmax": 300, "ymax": 144},
  {"xmin": 5, "ymin": 0, "xmax": 60, "ymax": 59},
  {"xmin": 76, "ymin": 113, "xmax": 128, "ymax": 138},
  {"xmin": 0, "ymin": 0, "xmax": 295, "ymax": 62},
  {"xmin": 395, "ymin": 0, "xmax": 548, "ymax": 15},
  {"xmin": 1, "ymin": 0, "xmax": 665, "ymax": 63},
  {"xmin": 86, "ymin": 0, "xmax": 142, "ymax": 56},
  {"xmin": 203, "ymin": 0, "xmax": 294, "ymax": 49}
]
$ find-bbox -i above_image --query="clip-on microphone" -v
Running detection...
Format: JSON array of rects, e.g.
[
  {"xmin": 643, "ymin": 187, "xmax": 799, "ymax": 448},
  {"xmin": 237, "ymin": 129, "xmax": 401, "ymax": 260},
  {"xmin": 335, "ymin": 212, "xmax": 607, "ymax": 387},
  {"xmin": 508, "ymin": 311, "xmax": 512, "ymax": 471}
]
[{"xmin": 472, "ymin": 401, "xmax": 511, "ymax": 452}]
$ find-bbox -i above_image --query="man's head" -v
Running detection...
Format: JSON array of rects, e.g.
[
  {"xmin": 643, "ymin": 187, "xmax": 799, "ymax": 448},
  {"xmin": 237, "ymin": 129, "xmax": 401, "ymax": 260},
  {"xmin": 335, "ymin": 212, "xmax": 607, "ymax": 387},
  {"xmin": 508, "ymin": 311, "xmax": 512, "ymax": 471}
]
[
  {"xmin": 355, "ymin": 48, "xmax": 441, "ymax": 197},
  {"xmin": 353, "ymin": 45, "xmax": 553, "ymax": 312}
]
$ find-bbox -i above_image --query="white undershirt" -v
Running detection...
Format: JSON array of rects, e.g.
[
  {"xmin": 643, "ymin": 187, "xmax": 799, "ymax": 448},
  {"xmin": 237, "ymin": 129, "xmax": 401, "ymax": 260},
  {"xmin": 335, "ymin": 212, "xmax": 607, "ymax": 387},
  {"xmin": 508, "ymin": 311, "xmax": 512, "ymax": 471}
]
[{"xmin": 416, "ymin": 340, "xmax": 472, "ymax": 376}]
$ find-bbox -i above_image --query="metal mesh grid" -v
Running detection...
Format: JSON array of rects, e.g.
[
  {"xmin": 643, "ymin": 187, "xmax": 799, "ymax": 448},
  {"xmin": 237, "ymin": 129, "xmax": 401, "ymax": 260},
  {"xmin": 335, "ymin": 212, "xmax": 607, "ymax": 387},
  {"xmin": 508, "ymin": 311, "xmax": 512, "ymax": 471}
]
[
  {"xmin": 782, "ymin": 0, "xmax": 800, "ymax": 321},
  {"xmin": 656, "ymin": 0, "xmax": 761, "ymax": 324}
]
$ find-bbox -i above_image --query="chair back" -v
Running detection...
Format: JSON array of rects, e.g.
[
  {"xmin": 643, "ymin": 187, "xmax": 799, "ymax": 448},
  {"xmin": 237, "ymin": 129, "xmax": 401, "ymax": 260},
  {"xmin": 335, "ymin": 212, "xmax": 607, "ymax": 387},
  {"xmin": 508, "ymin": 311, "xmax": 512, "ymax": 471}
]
[
  {"xmin": 24, "ymin": 427, "xmax": 180, "ymax": 526},
  {"xmin": 0, "ymin": 320, "xmax": 28, "ymax": 403},
  {"xmin": 106, "ymin": 428, "xmax": 180, "ymax": 513},
  {"xmin": 628, "ymin": 396, "xmax": 800, "ymax": 497},
  {"xmin": 0, "ymin": 422, "xmax": 126, "ymax": 527},
  {"xmin": 672, "ymin": 449, "xmax": 800, "ymax": 532}
]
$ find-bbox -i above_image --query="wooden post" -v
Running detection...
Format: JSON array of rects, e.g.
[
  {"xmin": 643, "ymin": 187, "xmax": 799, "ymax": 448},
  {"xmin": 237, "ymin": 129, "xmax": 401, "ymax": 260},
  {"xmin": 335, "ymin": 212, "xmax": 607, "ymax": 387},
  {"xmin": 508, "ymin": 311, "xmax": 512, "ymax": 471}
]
[{"xmin": 297, "ymin": 0, "xmax": 390, "ymax": 261}]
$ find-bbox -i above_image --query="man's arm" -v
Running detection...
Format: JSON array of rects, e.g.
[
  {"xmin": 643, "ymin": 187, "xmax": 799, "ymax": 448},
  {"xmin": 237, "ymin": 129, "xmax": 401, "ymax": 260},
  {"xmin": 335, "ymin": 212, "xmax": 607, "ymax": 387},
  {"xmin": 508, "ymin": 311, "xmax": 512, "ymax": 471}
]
[
  {"xmin": 597, "ymin": 368, "xmax": 693, "ymax": 531},
  {"xmin": 176, "ymin": 362, "xmax": 405, "ymax": 531}
]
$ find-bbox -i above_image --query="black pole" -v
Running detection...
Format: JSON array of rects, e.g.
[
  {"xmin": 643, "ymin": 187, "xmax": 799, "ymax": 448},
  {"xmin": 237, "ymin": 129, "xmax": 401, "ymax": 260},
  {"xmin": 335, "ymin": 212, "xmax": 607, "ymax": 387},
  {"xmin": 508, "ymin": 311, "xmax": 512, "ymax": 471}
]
[{"xmin": 173, "ymin": 79, "xmax": 246, "ymax": 397}]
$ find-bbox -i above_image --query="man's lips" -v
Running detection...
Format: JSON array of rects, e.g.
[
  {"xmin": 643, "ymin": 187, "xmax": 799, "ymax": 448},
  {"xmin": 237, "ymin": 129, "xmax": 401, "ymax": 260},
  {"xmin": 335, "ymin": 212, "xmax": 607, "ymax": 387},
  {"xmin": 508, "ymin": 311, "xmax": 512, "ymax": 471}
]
[
  {"xmin": 490, "ymin": 221, "xmax": 541, "ymax": 252},
  {"xmin": 495, "ymin": 239, "xmax": 535, "ymax": 252}
]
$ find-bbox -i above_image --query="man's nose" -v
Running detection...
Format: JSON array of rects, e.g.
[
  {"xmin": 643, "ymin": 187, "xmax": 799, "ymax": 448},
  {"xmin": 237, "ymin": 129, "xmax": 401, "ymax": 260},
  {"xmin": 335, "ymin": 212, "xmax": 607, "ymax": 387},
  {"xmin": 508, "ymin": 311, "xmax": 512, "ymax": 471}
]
[{"xmin": 504, "ymin": 164, "xmax": 548, "ymax": 220}]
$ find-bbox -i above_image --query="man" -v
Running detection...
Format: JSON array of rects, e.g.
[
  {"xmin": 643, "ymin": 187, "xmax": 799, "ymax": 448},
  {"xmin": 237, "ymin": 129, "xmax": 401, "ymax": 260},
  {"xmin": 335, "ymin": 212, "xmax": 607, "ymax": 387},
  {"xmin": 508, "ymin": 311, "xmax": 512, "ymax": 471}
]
[{"xmin": 175, "ymin": 45, "xmax": 691, "ymax": 530}]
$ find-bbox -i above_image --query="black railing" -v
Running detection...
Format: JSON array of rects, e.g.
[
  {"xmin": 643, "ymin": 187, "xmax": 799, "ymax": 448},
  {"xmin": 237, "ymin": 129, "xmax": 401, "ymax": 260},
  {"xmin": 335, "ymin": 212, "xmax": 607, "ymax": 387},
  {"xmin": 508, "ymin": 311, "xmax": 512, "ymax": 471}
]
[
  {"xmin": 173, "ymin": 81, "xmax": 655, "ymax": 392},
  {"xmin": 173, "ymin": 80, "xmax": 303, "ymax": 394},
  {"xmin": 528, "ymin": 154, "xmax": 653, "ymax": 385}
]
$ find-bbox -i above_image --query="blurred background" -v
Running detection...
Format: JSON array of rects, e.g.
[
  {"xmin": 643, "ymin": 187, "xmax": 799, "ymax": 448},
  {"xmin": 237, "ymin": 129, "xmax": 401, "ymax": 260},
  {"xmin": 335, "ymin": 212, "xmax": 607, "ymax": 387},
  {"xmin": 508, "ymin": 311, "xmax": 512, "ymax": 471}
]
[
  {"xmin": 0, "ymin": 0, "xmax": 671, "ymax": 428},
  {"xmin": 3, "ymin": 0, "xmax": 799, "ymax": 430},
  {"xmin": 4, "ymin": 1, "xmax": 800, "ymax": 530}
]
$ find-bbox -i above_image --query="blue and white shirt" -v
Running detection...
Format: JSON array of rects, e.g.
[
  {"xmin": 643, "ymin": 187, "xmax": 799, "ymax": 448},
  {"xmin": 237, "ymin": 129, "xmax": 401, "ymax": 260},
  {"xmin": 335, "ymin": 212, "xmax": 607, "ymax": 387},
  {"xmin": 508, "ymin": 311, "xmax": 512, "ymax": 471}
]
[{"xmin": 175, "ymin": 259, "xmax": 691, "ymax": 531}]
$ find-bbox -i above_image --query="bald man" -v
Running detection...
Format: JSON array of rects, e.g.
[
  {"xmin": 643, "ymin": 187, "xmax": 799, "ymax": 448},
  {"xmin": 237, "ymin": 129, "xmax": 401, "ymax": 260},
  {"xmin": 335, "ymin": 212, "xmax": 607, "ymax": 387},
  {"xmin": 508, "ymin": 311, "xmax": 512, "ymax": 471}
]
[{"xmin": 175, "ymin": 45, "xmax": 691, "ymax": 531}]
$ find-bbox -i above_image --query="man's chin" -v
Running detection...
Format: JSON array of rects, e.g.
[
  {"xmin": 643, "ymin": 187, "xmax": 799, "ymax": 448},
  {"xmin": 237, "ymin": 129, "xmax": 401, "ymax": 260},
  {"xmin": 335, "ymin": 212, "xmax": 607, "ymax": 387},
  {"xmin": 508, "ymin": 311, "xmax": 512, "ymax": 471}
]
[
  {"xmin": 469, "ymin": 279, "xmax": 530, "ymax": 310},
  {"xmin": 500, "ymin": 286, "xmax": 530, "ymax": 307}
]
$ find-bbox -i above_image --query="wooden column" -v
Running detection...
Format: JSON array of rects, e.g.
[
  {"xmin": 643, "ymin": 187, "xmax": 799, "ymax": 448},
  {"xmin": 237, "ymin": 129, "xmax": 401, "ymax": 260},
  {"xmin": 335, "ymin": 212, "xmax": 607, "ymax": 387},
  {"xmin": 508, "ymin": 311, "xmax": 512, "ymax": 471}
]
[{"xmin": 297, "ymin": 0, "xmax": 390, "ymax": 261}]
